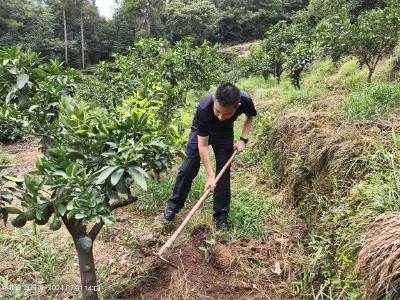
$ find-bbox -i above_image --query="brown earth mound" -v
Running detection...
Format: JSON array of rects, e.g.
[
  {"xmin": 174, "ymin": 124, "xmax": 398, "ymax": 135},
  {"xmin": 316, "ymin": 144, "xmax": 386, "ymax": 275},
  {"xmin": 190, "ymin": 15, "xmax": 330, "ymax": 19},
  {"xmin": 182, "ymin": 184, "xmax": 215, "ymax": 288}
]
[{"xmin": 266, "ymin": 108, "xmax": 400, "ymax": 204}]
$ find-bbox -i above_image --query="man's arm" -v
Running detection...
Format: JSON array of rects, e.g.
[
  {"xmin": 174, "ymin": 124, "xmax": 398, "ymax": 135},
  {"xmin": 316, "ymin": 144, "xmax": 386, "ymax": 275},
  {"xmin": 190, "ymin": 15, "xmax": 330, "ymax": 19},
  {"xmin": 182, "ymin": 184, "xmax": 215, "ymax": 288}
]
[
  {"xmin": 198, "ymin": 135, "xmax": 216, "ymax": 192},
  {"xmin": 235, "ymin": 116, "xmax": 254, "ymax": 153},
  {"xmin": 240, "ymin": 116, "xmax": 254, "ymax": 139}
]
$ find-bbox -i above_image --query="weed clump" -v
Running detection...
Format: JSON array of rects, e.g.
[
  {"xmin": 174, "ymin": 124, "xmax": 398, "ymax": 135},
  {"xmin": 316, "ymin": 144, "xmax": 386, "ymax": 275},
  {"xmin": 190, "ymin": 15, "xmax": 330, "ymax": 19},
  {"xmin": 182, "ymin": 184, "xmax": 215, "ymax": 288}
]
[{"xmin": 343, "ymin": 83, "xmax": 400, "ymax": 120}]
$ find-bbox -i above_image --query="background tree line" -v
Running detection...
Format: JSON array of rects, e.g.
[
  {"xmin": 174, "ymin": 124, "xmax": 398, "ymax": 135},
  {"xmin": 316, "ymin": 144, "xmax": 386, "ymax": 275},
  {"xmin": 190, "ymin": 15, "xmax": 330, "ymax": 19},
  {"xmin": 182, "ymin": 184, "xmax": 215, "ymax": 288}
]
[
  {"xmin": 0, "ymin": 0, "xmax": 392, "ymax": 69},
  {"xmin": 0, "ymin": 0, "xmax": 310, "ymax": 68}
]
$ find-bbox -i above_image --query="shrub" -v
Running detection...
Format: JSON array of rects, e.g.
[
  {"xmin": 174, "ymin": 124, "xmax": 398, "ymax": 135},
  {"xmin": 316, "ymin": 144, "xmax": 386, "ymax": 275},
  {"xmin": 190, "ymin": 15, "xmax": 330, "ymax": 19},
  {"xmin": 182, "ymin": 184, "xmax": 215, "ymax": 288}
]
[
  {"xmin": 317, "ymin": 6, "xmax": 400, "ymax": 83},
  {"xmin": 285, "ymin": 42, "xmax": 314, "ymax": 89},
  {"xmin": 77, "ymin": 38, "xmax": 223, "ymax": 119}
]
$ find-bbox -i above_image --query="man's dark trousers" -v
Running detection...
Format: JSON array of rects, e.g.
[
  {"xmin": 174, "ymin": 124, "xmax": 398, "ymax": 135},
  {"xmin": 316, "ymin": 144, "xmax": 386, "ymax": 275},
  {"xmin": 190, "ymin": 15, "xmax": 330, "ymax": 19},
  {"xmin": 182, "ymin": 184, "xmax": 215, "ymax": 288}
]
[{"xmin": 167, "ymin": 130, "xmax": 234, "ymax": 221}]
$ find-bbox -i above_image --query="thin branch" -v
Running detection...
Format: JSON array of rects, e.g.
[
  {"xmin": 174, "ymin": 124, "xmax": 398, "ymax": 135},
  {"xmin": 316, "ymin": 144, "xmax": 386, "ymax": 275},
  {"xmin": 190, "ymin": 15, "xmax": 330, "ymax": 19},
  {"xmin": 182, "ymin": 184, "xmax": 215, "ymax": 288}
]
[{"xmin": 110, "ymin": 194, "xmax": 137, "ymax": 210}]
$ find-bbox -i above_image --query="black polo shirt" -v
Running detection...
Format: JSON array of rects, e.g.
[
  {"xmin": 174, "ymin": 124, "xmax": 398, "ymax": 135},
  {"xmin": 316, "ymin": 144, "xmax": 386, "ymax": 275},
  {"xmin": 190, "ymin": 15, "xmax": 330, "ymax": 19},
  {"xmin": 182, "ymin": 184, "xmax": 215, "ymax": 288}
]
[{"xmin": 191, "ymin": 91, "xmax": 257, "ymax": 137}]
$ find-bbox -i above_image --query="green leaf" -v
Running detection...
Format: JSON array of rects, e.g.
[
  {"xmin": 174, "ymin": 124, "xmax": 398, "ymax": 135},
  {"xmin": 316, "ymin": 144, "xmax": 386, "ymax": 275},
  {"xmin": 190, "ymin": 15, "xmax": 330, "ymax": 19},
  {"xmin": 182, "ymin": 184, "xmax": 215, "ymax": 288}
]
[
  {"xmin": 5, "ymin": 85, "xmax": 17, "ymax": 103},
  {"xmin": 139, "ymin": 135, "xmax": 153, "ymax": 143},
  {"xmin": 67, "ymin": 201, "xmax": 74, "ymax": 210},
  {"xmin": 111, "ymin": 168, "xmax": 124, "ymax": 186},
  {"xmin": 75, "ymin": 213, "xmax": 86, "ymax": 219},
  {"xmin": 0, "ymin": 192, "xmax": 13, "ymax": 203},
  {"xmin": 57, "ymin": 204, "xmax": 67, "ymax": 216},
  {"xmin": 54, "ymin": 170, "xmax": 68, "ymax": 178},
  {"xmin": 95, "ymin": 166, "xmax": 119, "ymax": 184},
  {"xmin": 17, "ymin": 73, "xmax": 29, "ymax": 89},
  {"xmin": 3, "ymin": 176, "xmax": 23, "ymax": 183},
  {"xmin": 74, "ymin": 129, "xmax": 88, "ymax": 134},
  {"xmin": 28, "ymin": 105, "xmax": 39, "ymax": 112},
  {"xmin": 127, "ymin": 167, "xmax": 147, "ymax": 190},
  {"xmin": 100, "ymin": 215, "xmax": 114, "ymax": 225},
  {"xmin": 66, "ymin": 163, "xmax": 76, "ymax": 177},
  {"xmin": 66, "ymin": 210, "xmax": 75, "ymax": 220},
  {"xmin": 5, "ymin": 207, "xmax": 23, "ymax": 215}
]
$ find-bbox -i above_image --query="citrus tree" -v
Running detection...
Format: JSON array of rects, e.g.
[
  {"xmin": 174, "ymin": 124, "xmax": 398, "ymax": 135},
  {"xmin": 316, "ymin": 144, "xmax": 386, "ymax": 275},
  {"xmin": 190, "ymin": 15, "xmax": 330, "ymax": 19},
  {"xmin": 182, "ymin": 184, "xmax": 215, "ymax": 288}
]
[
  {"xmin": 286, "ymin": 39, "xmax": 314, "ymax": 89},
  {"xmin": 0, "ymin": 46, "xmax": 80, "ymax": 149},
  {"xmin": 261, "ymin": 21, "xmax": 296, "ymax": 83},
  {"xmin": 161, "ymin": 37, "xmax": 223, "ymax": 92},
  {"xmin": 318, "ymin": 6, "xmax": 400, "ymax": 83},
  {"xmin": 250, "ymin": 45, "xmax": 272, "ymax": 80},
  {"xmin": 316, "ymin": 9, "xmax": 352, "ymax": 64},
  {"xmin": 77, "ymin": 38, "xmax": 222, "ymax": 117},
  {"xmin": 6, "ymin": 95, "xmax": 181, "ymax": 300}
]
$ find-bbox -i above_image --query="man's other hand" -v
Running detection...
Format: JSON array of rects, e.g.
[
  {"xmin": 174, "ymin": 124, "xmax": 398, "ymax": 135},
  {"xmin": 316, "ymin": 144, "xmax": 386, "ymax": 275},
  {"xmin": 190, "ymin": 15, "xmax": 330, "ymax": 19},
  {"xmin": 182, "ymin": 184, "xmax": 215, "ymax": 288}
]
[
  {"xmin": 205, "ymin": 175, "xmax": 216, "ymax": 192},
  {"xmin": 234, "ymin": 140, "xmax": 246, "ymax": 153}
]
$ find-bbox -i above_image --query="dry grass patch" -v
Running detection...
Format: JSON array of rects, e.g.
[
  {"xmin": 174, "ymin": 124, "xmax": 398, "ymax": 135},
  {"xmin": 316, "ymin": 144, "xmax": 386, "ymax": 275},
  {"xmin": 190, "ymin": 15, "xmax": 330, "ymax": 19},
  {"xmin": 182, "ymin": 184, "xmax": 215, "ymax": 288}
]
[{"xmin": 356, "ymin": 213, "xmax": 400, "ymax": 300}]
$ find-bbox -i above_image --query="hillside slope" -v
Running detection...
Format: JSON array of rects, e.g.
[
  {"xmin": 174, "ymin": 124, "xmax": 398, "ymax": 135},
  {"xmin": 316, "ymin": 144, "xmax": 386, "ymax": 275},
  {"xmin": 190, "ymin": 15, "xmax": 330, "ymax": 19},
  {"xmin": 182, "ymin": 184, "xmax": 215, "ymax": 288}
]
[{"xmin": 1, "ymin": 52, "xmax": 400, "ymax": 299}]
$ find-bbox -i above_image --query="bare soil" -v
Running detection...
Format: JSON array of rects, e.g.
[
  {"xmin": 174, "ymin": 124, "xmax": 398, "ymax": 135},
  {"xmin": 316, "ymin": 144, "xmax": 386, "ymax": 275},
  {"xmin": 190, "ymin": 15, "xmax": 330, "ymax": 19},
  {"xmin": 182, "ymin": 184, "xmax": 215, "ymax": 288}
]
[
  {"xmin": 2, "ymin": 140, "xmax": 40, "ymax": 176},
  {"xmin": 221, "ymin": 41, "xmax": 262, "ymax": 57},
  {"xmin": 129, "ymin": 225, "xmax": 286, "ymax": 300}
]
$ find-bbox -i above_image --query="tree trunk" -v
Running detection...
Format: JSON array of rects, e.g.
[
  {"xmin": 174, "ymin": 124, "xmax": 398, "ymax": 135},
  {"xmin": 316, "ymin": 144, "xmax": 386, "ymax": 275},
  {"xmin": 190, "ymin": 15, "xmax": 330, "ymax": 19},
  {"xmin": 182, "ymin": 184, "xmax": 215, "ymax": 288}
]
[
  {"xmin": 145, "ymin": 3, "xmax": 151, "ymax": 36},
  {"xmin": 62, "ymin": 217, "xmax": 99, "ymax": 300},
  {"xmin": 80, "ymin": 0, "xmax": 85, "ymax": 70},
  {"xmin": 367, "ymin": 66, "xmax": 374, "ymax": 84},
  {"xmin": 41, "ymin": 132, "xmax": 52, "ymax": 155},
  {"xmin": 275, "ymin": 64, "xmax": 282, "ymax": 84},
  {"xmin": 74, "ymin": 239, "xmax": 99, "ymax": 300},
  {"xmin": 293, "ymin": 72, "xmax": 301, "ymax": 89},
  {"xmin": 63, "ymin": 4, "xmax": 69, "ymax": 66}
]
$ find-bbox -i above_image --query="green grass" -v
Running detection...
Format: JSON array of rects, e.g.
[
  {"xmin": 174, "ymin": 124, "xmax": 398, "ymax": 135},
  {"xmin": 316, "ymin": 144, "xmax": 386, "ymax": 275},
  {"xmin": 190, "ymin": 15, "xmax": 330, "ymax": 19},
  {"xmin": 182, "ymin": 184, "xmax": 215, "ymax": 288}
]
[
  {"xmin": 284, "ymin": 87, "xmax": 326, "ymax": 105},
  {"xmin": 0, "ymin": 146, "xmax": 12, "ymax": 165},
  {"xmin": 134, "ymin": 174, "xmax": 176, "ymax": 213},
  {"xmin": 296, "ymin": 135, "xmax": 400, "ymax": 298},
  {"xmin": 237, "ymin": 76, "xmax": 273, "ymax": 95},
  {"xmin": 228, "ymin": 188, "xmax": 273, "ymax": 241},
  {"xmin": 303, "ymin": 58, "xmax": 336, "ymax": 88},
  {"xmin": 343, "ymin": 82, "xmax": 400, "ymax": 120},
  {"xmin": 252, "ymin": 87, "xmax": 276, "ymax": 101},
  {"xmin": 134, "ymin": 169, "xmax": 206, "ymax": 214},
  {"xmin": 336, "ymin": 59, "xmax": 369, "ymax": 91},
  {"xmin": 0, "ymin": 229, "xmax": 74, "ymax": 299},
  {"xmin": 337, "ymin": 59, "xmax": 360, "ymax": 79}
]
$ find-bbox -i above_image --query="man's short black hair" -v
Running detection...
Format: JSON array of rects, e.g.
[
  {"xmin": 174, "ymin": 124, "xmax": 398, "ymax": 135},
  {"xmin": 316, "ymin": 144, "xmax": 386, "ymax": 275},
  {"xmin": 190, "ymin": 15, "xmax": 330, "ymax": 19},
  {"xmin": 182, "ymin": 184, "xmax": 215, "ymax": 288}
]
[{"xmin": 215, "ymin": 83, "xmax": 241, "ymax": 107}]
